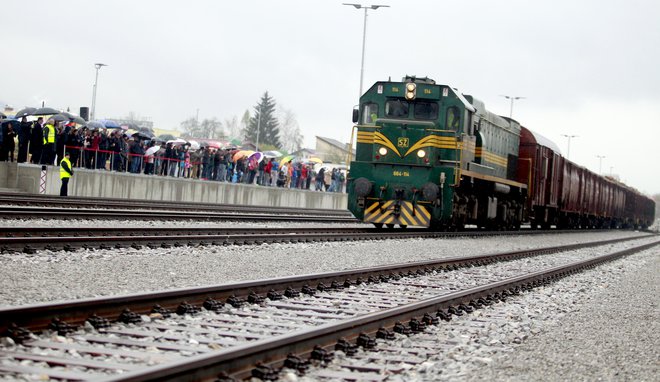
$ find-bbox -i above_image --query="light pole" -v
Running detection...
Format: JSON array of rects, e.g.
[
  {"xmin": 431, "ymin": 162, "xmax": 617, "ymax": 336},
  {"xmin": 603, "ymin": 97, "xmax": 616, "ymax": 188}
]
[
  {"xmin": 343, "ymin": 3, "xmax": 389, "ymax": 99},
  {"xmin": 596, "ymin": 155, "xmax": 606, "ymax": 174},
  {"xmin": 499, "ymin": 95, "xmax": 525, "ymax": 119},
  {"xmin": 90, "ymin": 63, "xmax": 108, "ymax": 121},
  {"xmin": 561, "ymin": 134, "xmax": 578, "ymax": 160},
  {"xmin": 255, "ymin": 109, "xmax": 262, "ymax": 152}
]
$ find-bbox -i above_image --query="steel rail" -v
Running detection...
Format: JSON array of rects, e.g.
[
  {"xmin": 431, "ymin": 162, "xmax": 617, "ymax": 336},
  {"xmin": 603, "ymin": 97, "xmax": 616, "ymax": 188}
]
[
  {"xmin": 0, "ymin": 235, "xmax": 652, "ymax": 335},
  {"xmin": 0, "ymin": 226, "xmax": 644, "ymax": 253},
  {"xmin": 0, "ymin": 205, "xmax": 357, "ymax": 223},
  {"xmin": 0, "ymin": 193, "xmax": 351, "ymax": 216},
  {"xmin": 95, "ymin": 240, "xmax": 659, "ymax": 381}
]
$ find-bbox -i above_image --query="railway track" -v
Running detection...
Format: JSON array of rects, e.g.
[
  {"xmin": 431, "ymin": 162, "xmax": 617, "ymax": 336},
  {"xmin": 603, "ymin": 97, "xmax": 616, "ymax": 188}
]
[
  {"xmin": 0, "ymin": 205, "xmax": 356, "ymax": 224},
  {"xmin": 0, "ymin": 226, "xmax": 627, "ymax": 253},
  {"xmin": 0, "ymin": 193, "xmax": 351, "ymax": 217},
  {"xmin": 0, "ymin": 236, "xmax": 656, "ymax": 381}
]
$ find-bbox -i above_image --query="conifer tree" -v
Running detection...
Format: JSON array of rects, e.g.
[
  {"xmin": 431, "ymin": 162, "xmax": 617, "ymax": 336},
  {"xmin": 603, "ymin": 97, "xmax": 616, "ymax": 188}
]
[{"xmin": 244, "ymin": 92, "xmax": 281, "ymax": 149}]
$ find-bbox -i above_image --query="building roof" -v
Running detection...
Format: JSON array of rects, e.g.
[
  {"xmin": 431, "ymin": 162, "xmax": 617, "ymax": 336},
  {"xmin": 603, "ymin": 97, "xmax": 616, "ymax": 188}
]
[{"xmin": 316, "ymin": 136, "xmax": 356, "ymax": 155}]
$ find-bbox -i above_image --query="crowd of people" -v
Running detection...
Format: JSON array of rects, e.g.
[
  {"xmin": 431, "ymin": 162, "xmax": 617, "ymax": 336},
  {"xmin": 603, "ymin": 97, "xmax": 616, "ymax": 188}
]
[{"xmin": 0, "ymin": 117, "xmax": 346, "ymax": 193}]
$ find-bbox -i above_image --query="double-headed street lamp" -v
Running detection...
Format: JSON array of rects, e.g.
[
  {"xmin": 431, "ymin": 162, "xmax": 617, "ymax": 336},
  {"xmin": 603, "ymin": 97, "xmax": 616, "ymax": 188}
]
[
  {"xmin": 561, "ymin": 134, "xmax": 578, "ymax": 160},
  {"xmin": 499, "ymin": 94, "xmax": 525, "ymax": 119},
  {"xmin": 596, "ymin": 155, "xmax": 606, "ymax": 174},
  {"xmin": 90, "ymin": 63, "xmax": 108, "ymax": 121},
  {"xmin": 343, "ymin": 3, "xmax": 389, "ymax": 100}
]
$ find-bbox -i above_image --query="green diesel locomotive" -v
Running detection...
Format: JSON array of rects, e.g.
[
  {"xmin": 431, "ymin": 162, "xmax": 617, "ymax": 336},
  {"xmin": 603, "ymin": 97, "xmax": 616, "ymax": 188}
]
[{"xmin": 347, "ymin": 76, "xmax": 527, "ymax": 229}]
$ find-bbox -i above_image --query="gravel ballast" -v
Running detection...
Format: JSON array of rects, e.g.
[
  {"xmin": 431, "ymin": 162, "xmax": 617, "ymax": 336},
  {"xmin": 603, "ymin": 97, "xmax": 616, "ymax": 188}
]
[
  {"xmin": 298, "ymin": 245, "xmax": 659, "ymax": 382},
  {"xmin": 0, "ymin": 231, "xmax": 649, "ymax": 307}
]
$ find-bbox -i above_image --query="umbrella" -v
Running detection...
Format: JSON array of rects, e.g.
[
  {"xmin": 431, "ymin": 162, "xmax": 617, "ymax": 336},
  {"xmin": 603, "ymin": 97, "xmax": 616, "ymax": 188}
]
[
  {"xmin": 166, "ymin": 138, "xmax": 187, "ymax": 145},
  {"xmin": 85, "ymin": 121, "xmax": 105, "ymax": 130},
  {"xmin": 233, "ymin": 150, "xmax": 254, "ymax": 162},
  {"xmin": 188, "ymin": 140, "xmax": 201, "ymax": 150},
  {"xmin": 14, "ymin": 107, "xmax": 37, "ymax": 118},
  {"xmin": 145, "ymin": 146, "xmax": 161, "ymax": 156},
  {"xmin": 249, "ymin": 151, "xmax": 264, "ymax": 163},
  {"xmin": 307, "ymin": 157, "xmax": 323, "ymax": 164},
  {"xmin": 279, "ymin": 155, "xmax": 296, "ymax": 164},
  {"xmin": 1, "ymin": 119, "xmax": 20, "ymax": 128},
  {"xmin": 33, "ymin": 107, "xmax": 60, "ymax": 116},
  {"xmin": 263, "ymin": 150, "xmax": 283, "ymax": 158},
  {"xmin": 132, "ymin": 131, "xmax": 154, "ymax": 140},
  {"xmin": 51, "ymin": 113, "xmax": 69, "ymax": 122},
  {"xmin": 97, "ymin": 119, "xmax": 121, "ymax": 129},
  {"xmin": 120, "ymin": 122, "xmax": 139, "ymax": 130},
  {"xmin": 58, "ymin": 112, "xmax": 86, "ymax": 125},
  {"xmin": 207, "ymin": 140, "xmax": 223, "ymax": 149}
]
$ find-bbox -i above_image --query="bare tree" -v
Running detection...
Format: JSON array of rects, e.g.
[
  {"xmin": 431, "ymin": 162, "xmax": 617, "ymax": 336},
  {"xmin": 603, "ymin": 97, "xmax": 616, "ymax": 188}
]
[
  {"xmin": 240, "ymin": 110, "xmax": 251, "ymax": 140},
  {"xmin": 224, "ymin": 115, "xmax": 241, "ymax": 140},
  {"xmin": 200, "ymin": 118, "xmax": 222, "ymax": 139},
  {"xmin": 278, "ymin": 106, "xmax": 303, "ymax": 153}
]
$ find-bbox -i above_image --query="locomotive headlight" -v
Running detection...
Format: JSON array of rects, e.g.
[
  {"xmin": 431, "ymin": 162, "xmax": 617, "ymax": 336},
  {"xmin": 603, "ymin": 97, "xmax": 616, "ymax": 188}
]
[
  {"xmin": 417, "ymin": 149, "xmax": 426, "ymax": 158},
  {"xmin": 405, "ymin": 82, "xmax": 417, "ymax": 100},
  {"xmin": 378, "ymin": 147, "xmax": 388, "ymax": 156}
]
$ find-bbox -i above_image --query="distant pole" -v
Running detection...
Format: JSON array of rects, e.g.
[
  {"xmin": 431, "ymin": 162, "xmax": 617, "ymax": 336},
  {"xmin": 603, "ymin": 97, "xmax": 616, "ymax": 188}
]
[
  {"xmin": 561, "ymin": 134, "xmax": 578, "ymax": 160},
  {"xmin": 343, "ymin": 3, "xmax": 389, "ymax": 100},
  {"xmin": 596, "ymin": 155, "xmax": 606, "ymax": 174},
  {"xmin": 499, "ymin": 95, "xmax": 525, "ymax": 119},
  {"xmin": 90, "ymin": 63, "xmax": 108, "ymax": 121},
  {"xmin": 255, "ymin": 110, "xmax": 262, "ymax": 152}
]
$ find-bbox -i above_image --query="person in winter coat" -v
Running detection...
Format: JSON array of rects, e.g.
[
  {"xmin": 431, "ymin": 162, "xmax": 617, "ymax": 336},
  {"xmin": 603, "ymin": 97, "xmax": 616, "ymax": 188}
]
[
  {"xmin": 29, "ymin": 118, "xmax": 43, "ymax": 164},
  {"xmin": 17, "ymin": 117, "xmax": 31, "ymax": 163}
]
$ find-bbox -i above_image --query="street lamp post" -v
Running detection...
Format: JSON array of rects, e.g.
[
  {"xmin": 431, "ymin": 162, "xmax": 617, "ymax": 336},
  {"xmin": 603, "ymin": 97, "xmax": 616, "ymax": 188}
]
[
  {"xmin": 596, "ymin": 155, "xmax": 606, "ymax": 174},
  {"xmin": 255, "ymin": 110, "xmax": 262, "ymax": 153},
  {"xmin": 343, "ymin": 3, "xmax": 389, "ymax": 99},
  {"xmin": 499, "ymin": 95, "xmax": 525, "ymax": 119},
  {"xmin": 90, "ymin": 63, "xmax": 108, "ymax": 121},
  {"xmin": 561, "ymin": 134, "xmax": 578, "ymax": 160}
]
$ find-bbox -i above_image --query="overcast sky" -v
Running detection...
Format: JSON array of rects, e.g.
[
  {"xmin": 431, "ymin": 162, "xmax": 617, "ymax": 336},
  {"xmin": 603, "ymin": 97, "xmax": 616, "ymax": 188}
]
[{"xmin": 3, "ymin": 0, "xmax": 659, "ymax": 194}]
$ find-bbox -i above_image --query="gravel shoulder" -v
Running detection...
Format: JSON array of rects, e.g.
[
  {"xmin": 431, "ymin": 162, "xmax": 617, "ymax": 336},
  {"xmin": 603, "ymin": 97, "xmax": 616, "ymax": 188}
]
[{"xmin": 469, "ymin": 247, "xmax": 659, "ymax": 382}]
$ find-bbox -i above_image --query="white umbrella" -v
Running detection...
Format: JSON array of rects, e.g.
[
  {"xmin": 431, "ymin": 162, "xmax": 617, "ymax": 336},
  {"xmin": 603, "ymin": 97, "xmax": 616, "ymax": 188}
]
[
  {"xmin": 188, "ymin": 140, "xmax": 201, "ymax": 150},
  {"xmin": 166, "ymin": 138, "xmax": 187, "ymax": 145},
  {"xmin": 263, "ymin": 150, "xmax": 283, "ymax": 158},
  {"xmin": 145, "ymin": 146, "xmax": 161, "ymax": 156}
]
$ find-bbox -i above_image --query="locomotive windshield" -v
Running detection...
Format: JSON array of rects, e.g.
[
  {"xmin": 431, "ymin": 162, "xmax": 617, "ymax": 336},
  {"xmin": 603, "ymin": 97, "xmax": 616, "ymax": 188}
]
[
  {"xmin": 385, "ymin": 99, "xmax": 409, "ymax": 118},
  {"xmin": 384, "ymin": 99, "xmax": 439, "ymax": 120},
  {"xmin": 413, "ymin": 101, "xmax": 439, "ymax": 120}
]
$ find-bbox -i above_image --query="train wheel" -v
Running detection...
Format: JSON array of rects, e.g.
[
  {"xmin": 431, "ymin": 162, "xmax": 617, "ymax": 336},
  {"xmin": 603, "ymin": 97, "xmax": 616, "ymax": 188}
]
[
  {"xmin": 373, "ymin": 223, "xmax": 383, "ymax": 229},
  {"xmin": 399, "ymin": 224, "xmax": 408, "ymax": 229},
  {"xmin": 386, "ymin": 224, "xmax": 396, "ymax": 229}
]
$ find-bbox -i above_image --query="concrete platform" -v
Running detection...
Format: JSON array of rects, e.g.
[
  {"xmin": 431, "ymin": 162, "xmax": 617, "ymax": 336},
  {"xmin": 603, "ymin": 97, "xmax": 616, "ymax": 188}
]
[{"xmin": 0, "ymin": 162, "xmax": 347, "ymax": 210}]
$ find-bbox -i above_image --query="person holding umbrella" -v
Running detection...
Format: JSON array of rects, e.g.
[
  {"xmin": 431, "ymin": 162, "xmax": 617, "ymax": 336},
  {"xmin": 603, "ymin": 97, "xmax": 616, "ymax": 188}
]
[
  {"xmin": 30, "ymin": 117, "xmax": 43, "ymax": 164},
  {"xmin": 17, "ymin": 117, "xmax": 32, "ymax": 163},
  {"xmin": 40, "ymin": 118, "xmax": 56, "ymax": 165},
  {"xmin": 59, "ymin": 152, "xmax": 74, "ymax": 196}
]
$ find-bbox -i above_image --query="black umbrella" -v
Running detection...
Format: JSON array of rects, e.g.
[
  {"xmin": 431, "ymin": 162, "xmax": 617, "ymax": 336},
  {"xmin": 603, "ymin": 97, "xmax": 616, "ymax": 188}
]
[
  {"xmin": 85, "ymin": 121, "xmax": 105, "ymax": 130},
  {"xmin": 59, "ymin": 112, "xmax": 86, "ymax": 124},
  {"xmin": 14, "ymin": 107, "xmax": 37, "ymax": 118},
  {"xmin": 33, "ymin": 107, "xmax": 60, "ymax": 116},
  {"xmin": 1, "ymin": 119, "xmax": 20, "ymax": 128},
  {"xmin": 132, "ymin": 131, "xmax": 154, "ymax": 140},
  {"xmin": 52, "ymin": 114, "xmax": 69, "ymax": 122}
]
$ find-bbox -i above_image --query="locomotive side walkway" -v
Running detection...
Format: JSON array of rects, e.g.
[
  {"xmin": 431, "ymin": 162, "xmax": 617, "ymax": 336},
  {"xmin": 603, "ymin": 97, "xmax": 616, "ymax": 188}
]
[{"xmin": 0, "ymin": 162, "xmax": 347, "ymax": 210}]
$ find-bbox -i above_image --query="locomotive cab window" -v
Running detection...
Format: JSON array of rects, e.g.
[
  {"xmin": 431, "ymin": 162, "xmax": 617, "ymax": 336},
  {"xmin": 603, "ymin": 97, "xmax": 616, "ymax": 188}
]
[
  {"xmin": 385, "ymin": 99, "xmax": 409, "ymax": 118},
  {"xmin": 361, "ymin": 103, "xmax": 379, "ymax": 125},
  {"xmin": 446, "ymin": 106, "xmax": 460, "ymax": 130},
  {"xmin": 413, "ymin": 101, "xmax": 439, "ymax": 120}
]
